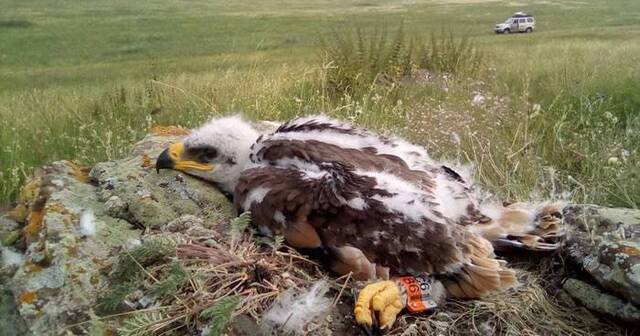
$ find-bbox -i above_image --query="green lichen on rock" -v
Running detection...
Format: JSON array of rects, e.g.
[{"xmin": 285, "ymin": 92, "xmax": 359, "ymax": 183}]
[
  {"xmin": 564, "ymin": 206, "xmax": 640, "ymax": 306},
  {"xmin": 2, "ymin": 132, "xmax": 236, "ymax": 335},
  {"xmin": 90, "ymin": 134, "xmax": 235, "ymax": 230},
  {"xmin": 563, "ymin": 205, "xmax": 640, "ymax": 323},
  {"xmin": 563, "ymin": 278, "xmax": 640, "ymax": 324},
  {"xmin": 0, "ymin": 289, "xmax": 28, "ymax": 336}
]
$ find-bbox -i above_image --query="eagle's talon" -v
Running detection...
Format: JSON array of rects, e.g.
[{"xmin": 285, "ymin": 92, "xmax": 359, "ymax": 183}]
[{"xmin": 354, "ymin": 280, "xmax": 405, "ymax": 329}]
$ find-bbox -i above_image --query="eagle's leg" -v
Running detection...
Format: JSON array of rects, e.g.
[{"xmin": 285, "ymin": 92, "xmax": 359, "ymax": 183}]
[
  {"xmin": 328, "ymin": 246, "xmax": 405, "ymax": 328},
  {"xmin": 354, "ymin": 275, "xmax": 444, "ymax": 329},
  {"xmin": 329, "ymin": 246, "xmax": 378, "ymax": 280}
]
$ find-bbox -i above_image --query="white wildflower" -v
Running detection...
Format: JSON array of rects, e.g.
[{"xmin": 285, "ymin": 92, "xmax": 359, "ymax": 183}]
[
  {"xmin": 451, "ymin": 132, "xmax": 461, "ymax": 145},
  {"xmin": 471, "ymin": 93, "xmax": 486, "ymax": 106},
  {"xmin": 603, "ymin": 111, "xmax": 618, "ymax": 123},
  {"xmin": 621, "ymin": 149, "xmax": 630, "ymax": 161}
]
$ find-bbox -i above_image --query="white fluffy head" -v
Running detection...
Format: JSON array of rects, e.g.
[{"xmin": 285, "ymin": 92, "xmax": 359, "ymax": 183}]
[{"xmin": 182, "ymin": 115, "xmax": 259, "ymax": 192}]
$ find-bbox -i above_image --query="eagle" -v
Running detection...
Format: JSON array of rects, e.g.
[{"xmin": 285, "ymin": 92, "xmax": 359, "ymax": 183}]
[{"xmin": 155, "ymin": 115, "xmax": 564, "ymax": 330}]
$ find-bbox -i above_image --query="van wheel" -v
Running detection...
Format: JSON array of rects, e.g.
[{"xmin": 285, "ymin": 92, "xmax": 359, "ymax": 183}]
[
  {"xmin": 503, "ymin": 29, "xmax": 510, "ymax": 34},
  {"xmin": 526, "ymin": 27, "xmax": 533, "ymax": 33}
]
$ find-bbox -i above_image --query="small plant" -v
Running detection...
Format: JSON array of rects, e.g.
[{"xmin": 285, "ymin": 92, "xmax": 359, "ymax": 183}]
[
  {"xmin": 112, "ymin": 237, "xmax": 176, "ymax": 281},
  {"xmin": 118, "ymin": 311, "xmax": 169, "ymax": 336},
  {"xmin": 96, "ymin": 281, "xmax": 137, "ymax": 314},
  {"xmin": 97, "ymin": 237, "xmax": 176, "ymax": 313},
  {"xmin": 200, "ymin": 296, "xmax": 244, "ymax": 336},
  {"xmin": 152, "ymin": 262, "xmax": 189, "ymax": 298},
  {"xmin": 417, "ymin": 31, "xmax": 484, "ymax": 77},
  {"xmin": 230, "ymin": 211, "xmax": 252, "ymax": 236},
  {"xmin": 319, "ymin": 24, "xmax": 414, "ymax": 97},
  {"xmin": 318, "ymin": 24, "xmax": 483, "ymax": 99}
]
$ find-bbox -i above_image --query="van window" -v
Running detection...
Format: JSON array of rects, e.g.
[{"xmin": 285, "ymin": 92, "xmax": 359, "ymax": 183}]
[
  {"xmin": 527, "ymin": 18, "xmax": 533, "ymax": 22},
  {"xmin": 519, "ymin": 18, "xmax": 526, "ymax": 23}
]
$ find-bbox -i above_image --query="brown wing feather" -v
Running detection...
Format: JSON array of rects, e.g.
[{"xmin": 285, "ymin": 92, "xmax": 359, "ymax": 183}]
[{"xmin": 235, "ymin": 161, "xmax": 465, "ymax": 278}]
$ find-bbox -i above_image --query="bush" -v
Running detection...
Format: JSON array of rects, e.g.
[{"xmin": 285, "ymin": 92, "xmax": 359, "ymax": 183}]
[{"xmin": 318, "ymin": 25, "xmax": 483, "ymax": 98}]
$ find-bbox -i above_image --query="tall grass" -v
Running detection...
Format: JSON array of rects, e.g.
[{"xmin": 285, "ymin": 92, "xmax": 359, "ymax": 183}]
[
  {"xmin": 318, "ymin": 26, "xmax": 484, "ymax": 98},
  {"xmin": 1, "ymin": 26, "xmax": 638, "ymax": 208}
]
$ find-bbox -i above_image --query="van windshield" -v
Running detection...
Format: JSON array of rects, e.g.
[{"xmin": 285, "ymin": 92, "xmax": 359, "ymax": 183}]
[{"xmin": 505, "ymin": 18, "xmax": 515, "ymax": 24}]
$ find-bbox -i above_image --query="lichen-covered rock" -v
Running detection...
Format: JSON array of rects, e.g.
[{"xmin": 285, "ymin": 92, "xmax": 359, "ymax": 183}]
[
  {"xmin": 0, "ymin": 130, "xmax": 236, "ymax": 335},
  {"xmin": 0, "ymin": 215, "xmax": 20, "ymax": 246},
  {"xmin": 563, "ymin": 205, "xmax": 640, "ymax": 322},
  {"xmin": 1, "ymin": 161, "xmax": 141, "ymax": 335},
  {"xmin": 563, "ymin": 278, "xmax": 640, "ymax": 324},
  {"xmin": 564, "ymin": 206, "xmax": 640, "ymax": 304},
  {"xmin": 90, "ymin": 133, "xmax": 236, "ymax": 230},
  {"xmin": 0, "ymin": 289, "xmax": 29, "ymax": 336}
]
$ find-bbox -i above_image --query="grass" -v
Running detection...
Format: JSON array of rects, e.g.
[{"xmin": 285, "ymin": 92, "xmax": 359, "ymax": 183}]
[{"xmin": 1, "ymin": 0, "xmax": 639, "ymax": 208}]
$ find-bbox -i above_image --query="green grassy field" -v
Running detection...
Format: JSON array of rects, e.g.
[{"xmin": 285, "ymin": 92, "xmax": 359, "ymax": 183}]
[{"xmin": 1, "ymin": 0, "xmax": 639, "ymax": 206}]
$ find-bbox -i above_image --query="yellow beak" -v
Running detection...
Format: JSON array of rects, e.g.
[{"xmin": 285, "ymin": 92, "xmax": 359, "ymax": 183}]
[{"xmin": 156, "ymin": 142, "xmax": 214, "ymax": 173}]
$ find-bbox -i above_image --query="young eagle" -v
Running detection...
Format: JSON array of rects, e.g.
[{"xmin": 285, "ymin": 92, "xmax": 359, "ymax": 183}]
[{"xmin": 156, "ymin": 115, "xmax": 564, "ymax": 329}]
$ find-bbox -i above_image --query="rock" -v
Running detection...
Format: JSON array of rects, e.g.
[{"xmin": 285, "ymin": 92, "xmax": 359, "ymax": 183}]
[
  {"xmin": 563, "ymin": 205, "xmax": 640, "ymax": 305},
  {"xmin": 0, "ymin": 215, "xmax": 20, "ymax": 246},
  {"xmin": 90, "ymin": 134, "xmax": 236, "ymax": 230},
  {"xmin": 563, "ymin": 278, "xmax": 640, "ymax": 324},
  {"xmin": 0, "ymin": 289, "xmax": 29, "ymax": 336},
  {"xmin": 1, "ymin": 130, "xmax": 236, "ymax": 335}
]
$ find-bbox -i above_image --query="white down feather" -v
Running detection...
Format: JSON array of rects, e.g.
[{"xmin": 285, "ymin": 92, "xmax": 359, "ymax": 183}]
[{"xmin": 261, "ymin": 280, "xmax": 333, "ymax": 334}]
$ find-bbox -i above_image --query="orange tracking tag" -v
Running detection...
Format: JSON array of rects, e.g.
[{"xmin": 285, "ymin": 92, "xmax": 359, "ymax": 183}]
[{"xmin": 398, "ymin": 275, "xmax": 439, "ymax": 313}]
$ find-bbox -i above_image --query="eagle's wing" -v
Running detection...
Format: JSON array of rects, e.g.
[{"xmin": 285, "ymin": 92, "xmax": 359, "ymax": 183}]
[
  {"xmin": 235, "ymin": 161, "xmax": 466, "ymax": 280},
  {"xmin": 253, "ymin": 115, "xmax": 481, "ymax": 225}
]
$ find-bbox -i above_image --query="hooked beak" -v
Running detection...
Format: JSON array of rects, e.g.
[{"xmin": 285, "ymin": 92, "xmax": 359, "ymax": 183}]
[{"xmin": 156, "ymin": 142, "xmax": 214, "ymax": 174}]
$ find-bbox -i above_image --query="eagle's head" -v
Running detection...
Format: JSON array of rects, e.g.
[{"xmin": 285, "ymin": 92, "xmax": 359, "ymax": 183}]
[{"xmin": 155, "ymin": 115, "xmax": 259, "ymax": 193}]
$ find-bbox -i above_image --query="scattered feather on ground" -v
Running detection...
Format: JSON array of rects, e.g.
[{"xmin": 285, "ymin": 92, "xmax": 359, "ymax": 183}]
[{"xmin": 262, "ymin": 280, "xmax": 333, "ymax": 335}]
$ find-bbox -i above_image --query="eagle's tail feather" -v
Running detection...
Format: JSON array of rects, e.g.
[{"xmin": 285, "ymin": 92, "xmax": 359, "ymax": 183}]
[
  {"xmin": 442, "ymin": 235, "xmax": 516, "ymax": 299},
  {"xmin": 474, "ymin": 202, "xmax": 565, "ymax": 252}
]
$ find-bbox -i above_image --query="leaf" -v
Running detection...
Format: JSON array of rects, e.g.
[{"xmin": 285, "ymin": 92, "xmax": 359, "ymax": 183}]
[
  {"xmin": 113, "ymin": 237, "xmax": 175, "ymax": 281},
  {"xmin": 255, "ymin": 235, "xmax": 284, "ymax": 250},
  {"xmin": 200, "ymin": 296, "xmax": 243, "ymax": 336},
  {"xmin": 118, "ymin": 311, "xmax": 167, "ymax": 336},
  {"xmin": 96, "ymin": 280, "xmax": 137, "ymax": 314},
  {"xmin": 230, "ymin": 211, "xmax": 252, "ymax": 235},
  {"xmin": 152, "ymin": 262, "xmax": 189, "ymax": 298}
]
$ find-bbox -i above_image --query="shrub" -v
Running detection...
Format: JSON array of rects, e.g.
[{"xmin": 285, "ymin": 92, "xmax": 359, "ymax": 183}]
[{"xmin": 318, "ymin": 24, "xmax": 483, "ymax": 98}]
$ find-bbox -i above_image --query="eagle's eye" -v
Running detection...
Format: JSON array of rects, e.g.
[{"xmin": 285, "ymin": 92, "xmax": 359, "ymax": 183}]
[
  {"xmin": 186, "ymin": 146, "xmax": 218, "ymax": 162},
  {"xmin": 200, "ymin": 147, "xmax": 218, "ymax": 162}
]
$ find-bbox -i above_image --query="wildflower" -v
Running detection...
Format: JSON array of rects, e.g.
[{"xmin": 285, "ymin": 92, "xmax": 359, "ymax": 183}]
[
  {"xmin": 451, "ymin": 132, "xmax": 461, "ymax": 145},
  {"xmin": 607, "ymin": 157, "xmax": 620, "ymax": 165},
  {"xmin": 621, "ymin": 149, "xmax": 630, "ymax": 162},
  {"xmin": 472, "ymin": 93, "xmax": 485, "ymax": 106},
  {"xmin": 603, "ymin": 111, "xmax": 618, "ymax": 123}
]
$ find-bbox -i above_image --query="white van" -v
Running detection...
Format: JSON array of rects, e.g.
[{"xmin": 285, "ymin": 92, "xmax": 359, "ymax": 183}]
[{"xmin": 495, "ymin": 12, "xmax": 535, "ymax": 34}]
